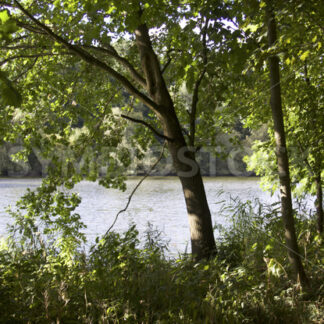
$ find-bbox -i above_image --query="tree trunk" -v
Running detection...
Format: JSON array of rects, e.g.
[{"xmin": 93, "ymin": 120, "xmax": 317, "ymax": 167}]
[
  {"xmin": 135, "ymin": 24, "xmax": 216, "ymax": 259},
  {"xmin": 266, "ymin": 4, "xmax": 309, "ymax": 286},
  {"xmin": 304, "ymin": 65, "xmax": 323, "ymax": 234},
  {"xmin": 315, "ymin": 174, "xmax": 323, "ymax": 233},
  {"xmin": 163, "ymin": 112, "xmax": 217, "ymax": 259}
]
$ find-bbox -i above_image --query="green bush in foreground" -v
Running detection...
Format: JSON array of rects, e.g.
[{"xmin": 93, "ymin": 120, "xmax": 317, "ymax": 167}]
[{"xmin": 0, "ymin": 191, "xmax": 323, "ymax": 323}]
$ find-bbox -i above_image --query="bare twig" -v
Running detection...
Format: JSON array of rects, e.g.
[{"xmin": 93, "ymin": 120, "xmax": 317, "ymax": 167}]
[{"xmin": 105, "ymin": 141, "xmax": 167, "ymax": 234}]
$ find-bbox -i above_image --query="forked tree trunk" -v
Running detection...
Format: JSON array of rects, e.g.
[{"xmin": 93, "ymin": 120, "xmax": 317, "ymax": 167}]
[
  {"xmin": 135, "ymin": 24, "xmax": 216, "ymax": 259},
  {"xmin": 266, "ymin": 4, "xmax": 309, "ymax": 286},
  {"xmin": 315, "ymin": 174, "xmax": 323, "ymax": 233}
]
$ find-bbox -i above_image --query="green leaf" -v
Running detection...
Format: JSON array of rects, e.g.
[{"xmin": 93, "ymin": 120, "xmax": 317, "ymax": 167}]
[
  {"xmin": 299, "ymin": 50, "xmax": 310, "ymax": 61},
  {"xmin": 0, "ymin": 71, "xmax": 22, "ymax": 107},
  {"xmin": 0, "ymin": 10, "xmax": 10, "ymax": 23}
]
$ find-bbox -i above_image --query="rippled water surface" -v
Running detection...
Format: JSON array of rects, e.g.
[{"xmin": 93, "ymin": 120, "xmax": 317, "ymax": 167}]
[{"xmin": 0, "ymin": 177, "xmax": 277, "ymax": 254}]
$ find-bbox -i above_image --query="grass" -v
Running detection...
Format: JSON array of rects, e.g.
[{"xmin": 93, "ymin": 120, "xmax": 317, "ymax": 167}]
[{"xmin": 0, "ymin": 193, "xmax": 323, "ymax": 323}]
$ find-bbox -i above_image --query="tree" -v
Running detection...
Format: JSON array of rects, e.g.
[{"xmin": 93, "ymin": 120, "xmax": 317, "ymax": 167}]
[
  {"xmin": 0, "ymin": 0, "xmax": 247, "ymax": 259},
  {"xmin": 220, "ymin": 0, "xmax": 317, "ymax": 284},
  {"xmin": 265, "ymin": 1, "xmax": 308, "ymax": 286},
  {"xmin": 242, "ymin": 0, "xmax": 323, "ymax": 234},
  {"xmin": 279, "ymin": 0, "xmax": 324, "ymax": 234}
]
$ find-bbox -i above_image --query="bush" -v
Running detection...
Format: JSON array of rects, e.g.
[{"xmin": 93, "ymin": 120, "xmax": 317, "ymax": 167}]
[{"xmin": 0, "ymin": 191, "xmax": 323, "ymax": 323}]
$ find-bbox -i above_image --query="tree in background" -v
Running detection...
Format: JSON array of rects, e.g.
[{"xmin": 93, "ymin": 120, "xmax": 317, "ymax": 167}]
[
  {"xmin": 241, "ymin": 0, "xmax": 323, "ymax": 234},
  {"xmin": 265, "ymin": 0, "xmax": 308, "ymax": 286},
  {"xmin": 224, "ymin": 0, "xmax": 324, "ymax": 285}
]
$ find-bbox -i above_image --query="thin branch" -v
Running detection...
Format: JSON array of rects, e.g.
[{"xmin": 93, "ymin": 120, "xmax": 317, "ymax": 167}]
[
  {"xmin": 182, "ymin": 127, "xmax": 190, "ymax": 139},
  {"xmin": 189, "ymin": 69, "xmax": 206, "ymax": 147},
  {"xmin": 14, "ymin": 0, "xmax": 159, "ymax": 113},
  {"xmin": 120, "ymin": 114, "xmax": 174, "ymax": 142},
  {"xmin": 5, "ymin": 35, "xmax": 28, "ymax": 43},
  {"xmin": 0, "ymin": 44, "xmax": 42, "ymax": 50},
  {"xmin": 16, "ymin": 21, "xmax": 47, "ymax": 34},
  {"xmin": 161, "ymin": 49, "xmax": 174, "ymax": 74},
  {"xmin": 304, "ymin": 62, "xmax": 310, "ymax": 86},
  {"xmin": 12, "ymin": 57, "xmax": 38, "ymax": 81},
  {"xmin": 296, "ymin": 138, "xmax": 314, "ymax": 177},
  {"xmin": 161, "ymin": 57, "xmax": 171, "ymax": 74},
  {"xmin": 0, "ymin": 52, "xmax": 71, "ymax": 66},
  {"xmin": 251, "ymin": 222, "xmax": 324, "ymax": 273},
  {"xmin": 105, "ymin": 141, "xmax": 167, "ymax": 235},
  {"xmin": 189, "ymin": 18, "xmax": 209, "ymax": 147},
  {"xmin": 91, "ymin": 86, "xmax": 122, "ymax": 136},
  {"xmin": 80, "ymin": 44, "xmax": 146, "ymax": 87}
]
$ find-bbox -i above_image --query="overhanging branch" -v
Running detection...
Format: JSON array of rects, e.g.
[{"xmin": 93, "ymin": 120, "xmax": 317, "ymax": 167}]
[
  {"xmin": 80, "ymin": 44, "xmax": 146, "ymax": 87},
  {"xmin": 120, "ymin": 114, "xmax": 174, "ymax": 142},
  {"xmin": 13, "ymin": 0, "xmax": 159, "ymax": 113}
]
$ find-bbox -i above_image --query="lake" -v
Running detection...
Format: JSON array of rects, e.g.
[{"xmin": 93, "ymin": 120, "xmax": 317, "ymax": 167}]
[{"xmin": 0, "ymin": 177, "xmax": 278, "ymax": 254}]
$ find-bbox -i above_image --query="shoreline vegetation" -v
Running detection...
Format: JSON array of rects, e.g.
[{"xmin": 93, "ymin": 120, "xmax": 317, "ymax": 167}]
[
  {"xmin": 0, "ymin": 0, "xmax": 323, "ymax": 322},
  {"xmin": 0, "ymin": 145, "xmax": 256, "ymax": 178},
  {"xmin": 0, "ymin": 194, "xmax": 323, "ymax": 323}
]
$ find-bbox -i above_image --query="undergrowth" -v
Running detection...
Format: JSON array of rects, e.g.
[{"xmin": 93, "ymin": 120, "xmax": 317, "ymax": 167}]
[{"xmin": 0, "ymin": 189, "xmax": 323, "ymax": 323}]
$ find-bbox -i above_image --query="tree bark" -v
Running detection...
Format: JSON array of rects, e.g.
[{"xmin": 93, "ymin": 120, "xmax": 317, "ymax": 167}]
[
  {"xmin": 266, "ymin": 4, "xmax": 309, "ymax": 286},
  {"xmin": 135, "ymin": 23, "xmax": 216, "ymax": 259},
  {"xmin": 315, "ymin": 174, "xmax": 323, "ymax": 233},
  {"xmin": 304, "ymin": 64, "xmax": 323, "ymax": 234}
]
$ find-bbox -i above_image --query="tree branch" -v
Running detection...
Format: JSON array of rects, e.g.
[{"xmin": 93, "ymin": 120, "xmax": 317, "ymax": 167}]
[
  {"xmin": 80, "ymin": 44, "xmax": 146, "ymax": 88},
  {"xmin": 161, "ymin": 49, "xmax": 174, "ymax": 74},
  {"xmin": 135, "ymin": 23, "xmax": 173, "ymax": 109},
  {"xmin": 12, "ymin": 57, "xmax": 38, "ymax": 81},
  {"xmin": 0, "ymin": 52, "xmax": 71, "ymax": 66},
  {"xmin": 296, "ymin": 138, "xmax": 314, "ymax": 177},
  {"xmin": 189, "ymin": 18, "xmax": 209, "ymax": 147},
  {"xmin": 5, "ymin": 35, "xmax": 28, "ymax": 44},
  {"xmin": 0, "ymin": 44, "xmax": 42, "ymax": 50},
  {"xmin": 13, "ymin": 0, "xmax": 160, "ymax": 113},
  {"xmin": 105, "ymin": 141, "xmax": 167, "ymax": 235},
  {"xmin": 16, "ymin": 21, "xmax": 47, "ymax": 35},
  {"xmin": 120, "ymin": 114, "xmax": 174, "ymax": 142},
  {"xmin": 161, "ymin": 57, "xmax": 171, "ymax": 74}
]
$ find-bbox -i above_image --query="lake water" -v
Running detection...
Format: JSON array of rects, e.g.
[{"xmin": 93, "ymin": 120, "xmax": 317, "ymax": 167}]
[{"xmin": 0, "ymin": 177, "xmax": 279, "ymax": 254}]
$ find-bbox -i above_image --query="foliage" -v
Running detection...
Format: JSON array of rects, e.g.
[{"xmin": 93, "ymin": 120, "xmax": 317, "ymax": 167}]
[
  {"xmin": 0, "ymin": 194, "xmax": 323, "ymax": 323},
  {"xmin": 0, "ymin": 1, "xmax": 323, "ymax": 320},
  {"xmin": 0, "ymin": 9, "xmax": 21, "ymax": 107},
  {"xmin": 232, "ymin": 0, "xmax": 324, "ymax": 199},
  {"xmin": 0, "ymin": 0, "xmax": 251, "ymax": 183}
]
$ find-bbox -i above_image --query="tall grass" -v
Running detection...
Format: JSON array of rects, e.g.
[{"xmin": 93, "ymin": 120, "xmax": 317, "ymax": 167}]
[{"xmin": 0, "ymin": 191, "xmax": 323, "ymax": 323}]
